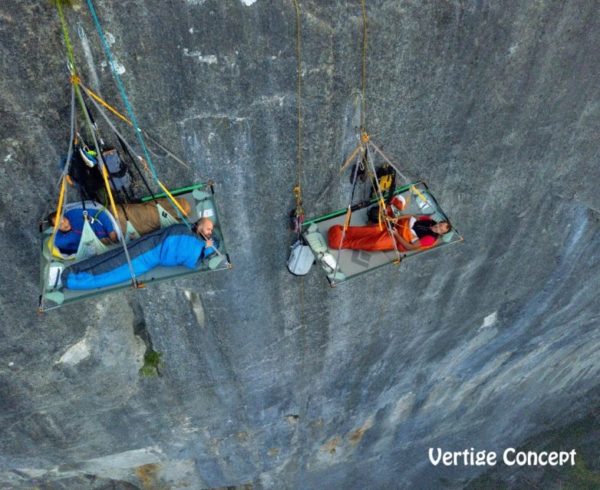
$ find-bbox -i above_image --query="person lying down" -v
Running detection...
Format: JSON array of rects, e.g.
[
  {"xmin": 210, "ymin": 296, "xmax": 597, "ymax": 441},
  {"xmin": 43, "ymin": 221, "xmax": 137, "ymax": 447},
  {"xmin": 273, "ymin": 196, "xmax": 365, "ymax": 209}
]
[
  {"xmin": 328, "ymin": 210, "xmax": 451, "ymax": 253},
  {"xmin": 57, "ymin": 219, "xmax": 219, "ymax": 290}
]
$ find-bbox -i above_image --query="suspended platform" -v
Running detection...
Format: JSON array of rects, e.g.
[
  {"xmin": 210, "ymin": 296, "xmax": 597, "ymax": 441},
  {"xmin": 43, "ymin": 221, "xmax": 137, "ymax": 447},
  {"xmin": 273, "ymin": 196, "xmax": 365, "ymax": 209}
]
[
  {"xmin": 301, "ymin": 181, "xmax": 462, "ymax": 286},
  {"xmin": 39, "ymin": 182, "xmax": 231, "ymax": 312}
]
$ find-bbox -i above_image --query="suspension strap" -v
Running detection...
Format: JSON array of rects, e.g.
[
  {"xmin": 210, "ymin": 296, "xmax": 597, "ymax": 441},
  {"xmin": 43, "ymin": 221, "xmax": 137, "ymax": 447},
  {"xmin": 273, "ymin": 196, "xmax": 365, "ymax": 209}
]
[
  {"xmin": 49, "ymin": 80, "xmax": 77, "ymax": 244},
  {"xmin": 331, "ymin": 152, "xmax": 362, "ymax": 281}
]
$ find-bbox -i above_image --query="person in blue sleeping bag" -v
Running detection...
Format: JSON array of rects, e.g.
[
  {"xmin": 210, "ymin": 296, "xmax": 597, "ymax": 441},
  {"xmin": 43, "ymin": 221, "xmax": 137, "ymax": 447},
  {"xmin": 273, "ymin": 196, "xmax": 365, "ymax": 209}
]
[{"xmin": 61, "ymin": 218, "xmax": 219, "ymax": 290}]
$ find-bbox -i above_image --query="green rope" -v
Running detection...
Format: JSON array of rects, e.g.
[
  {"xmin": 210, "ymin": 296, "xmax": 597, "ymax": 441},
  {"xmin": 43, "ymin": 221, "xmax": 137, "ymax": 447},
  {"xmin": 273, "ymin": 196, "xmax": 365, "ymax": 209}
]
[{"xmin": 56, "ymin": 0, "xmax": 77, "ymax": 73}]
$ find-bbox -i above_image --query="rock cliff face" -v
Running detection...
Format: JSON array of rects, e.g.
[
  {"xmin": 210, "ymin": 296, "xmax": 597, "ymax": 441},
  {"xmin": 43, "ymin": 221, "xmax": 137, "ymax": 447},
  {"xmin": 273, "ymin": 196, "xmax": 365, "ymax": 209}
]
[{"xmin": 1, "ymin": 1, "xmax": 599, "ymax": 488}]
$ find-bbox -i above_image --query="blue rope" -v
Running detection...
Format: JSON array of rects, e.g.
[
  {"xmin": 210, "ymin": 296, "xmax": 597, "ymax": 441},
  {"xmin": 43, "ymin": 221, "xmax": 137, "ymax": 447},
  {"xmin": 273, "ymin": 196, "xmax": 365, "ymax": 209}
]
[
  {"xmin": 84, "ymin": 0, "xmax": 191, "ymax": 226},
  {"xmin": 85, "ymin": 0, "xmax": 158, "ymax": 180}
]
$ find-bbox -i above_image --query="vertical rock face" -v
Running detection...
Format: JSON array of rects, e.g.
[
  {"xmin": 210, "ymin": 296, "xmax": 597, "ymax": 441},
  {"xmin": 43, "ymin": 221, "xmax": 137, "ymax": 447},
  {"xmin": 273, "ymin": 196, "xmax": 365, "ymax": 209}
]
[{"xmin": 0, "ymin": 1, "xmax": 599, "ymax": 488}]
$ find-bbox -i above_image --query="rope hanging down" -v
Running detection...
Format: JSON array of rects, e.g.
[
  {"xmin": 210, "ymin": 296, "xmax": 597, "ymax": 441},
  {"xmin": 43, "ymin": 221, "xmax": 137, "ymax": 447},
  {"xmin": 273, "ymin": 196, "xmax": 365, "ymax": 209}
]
[
  {"xmin": 290, "ymin": 0, "xmax": 304, "ymax": 234},
  {"xmin": 360, "ymin": 0, "xmax": 368, "ymax": 131},
  {"xmin": 84, "ymin": 0, "xmax": 190, "ymax": 226}
]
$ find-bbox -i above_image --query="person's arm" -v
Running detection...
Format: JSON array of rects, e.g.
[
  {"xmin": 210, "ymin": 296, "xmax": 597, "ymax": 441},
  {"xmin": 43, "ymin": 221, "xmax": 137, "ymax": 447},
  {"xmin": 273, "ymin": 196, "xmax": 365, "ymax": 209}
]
[
  {"xmin": 96, "ymin": 210, "xmax": 118, "ymax": 243},
  {"xmin": 99, "ymin": 231, "xmax": 118, "ymax": 245},
  {"xmin": 393, "ymin": 229, "xmax": 421, "ymax": 251}
]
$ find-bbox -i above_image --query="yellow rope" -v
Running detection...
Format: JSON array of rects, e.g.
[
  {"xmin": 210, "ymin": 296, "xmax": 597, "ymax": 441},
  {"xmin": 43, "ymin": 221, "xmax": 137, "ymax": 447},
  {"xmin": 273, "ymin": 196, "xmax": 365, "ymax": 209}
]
[
  {"xmin": 50, "ymin": 177, "xmax": 67, "ymax": 242},
  {"xmin": 292, "ymin": 0, "xmax": 304, "ymax": 217},
  {"xmin": 80, "ymin": 82, "xmax": 131, "ymax": 125},
  {"xmin": 99, "ymin": 163, "xmax": 120, "ymax": 220},
  {"xmin": 157, "ymin": 180, "xmax": 189, "ymax": 216},
  {"xmin": 411, "ymin": 184, "xmax": 429, "ymax": 205},
  {"xmin": 377, "ymin": 198, "xmax": 385, "ymax": 230},
  {"xmin": 360, "ymin": 0, "xmax": 368, "ymax": 131}
]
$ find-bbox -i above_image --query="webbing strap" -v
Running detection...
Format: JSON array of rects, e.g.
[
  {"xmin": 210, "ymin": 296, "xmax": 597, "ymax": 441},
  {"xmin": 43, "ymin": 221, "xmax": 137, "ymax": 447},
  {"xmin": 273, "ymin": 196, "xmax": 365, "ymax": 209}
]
[
  {"xmin": 157, "ymin": 181, "xmax": 189, "ymax": 217},
  {"xmin": 332, "ymin": 152, "xmax": 362, "ymax": 281},
  {"xmin": 50, "ymin": 85, "xmax": 76, "ymax": 244},
  {"xmin": 340, "ymin": 144, "xmax": 362, "ymax": 174},
  {"xmin": 411, "ymin": 184, "xmax": 431, "ymax": 207}
]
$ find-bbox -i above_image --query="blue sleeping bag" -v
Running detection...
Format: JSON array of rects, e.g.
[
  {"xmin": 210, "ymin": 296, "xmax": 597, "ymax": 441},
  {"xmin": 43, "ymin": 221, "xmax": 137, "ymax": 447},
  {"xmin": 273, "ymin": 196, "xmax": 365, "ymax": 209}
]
[{"xmin": 63, "ymin": 224, "xmax": 217, "ymax": 290}]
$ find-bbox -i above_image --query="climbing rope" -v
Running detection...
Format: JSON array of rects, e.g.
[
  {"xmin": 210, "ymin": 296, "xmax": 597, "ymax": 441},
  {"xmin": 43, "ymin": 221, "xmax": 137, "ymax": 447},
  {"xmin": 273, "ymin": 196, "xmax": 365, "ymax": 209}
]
[
  {"xmin": 56, "ymin": 1, "xmax": 77, "ymax": 72},
  {"xmin": 360, "ymin": 0, "xmax": 368, "ymax": 131},
  {"xmin": 291, "ymin": 0, "xmax": 304, "ymax": 234}
]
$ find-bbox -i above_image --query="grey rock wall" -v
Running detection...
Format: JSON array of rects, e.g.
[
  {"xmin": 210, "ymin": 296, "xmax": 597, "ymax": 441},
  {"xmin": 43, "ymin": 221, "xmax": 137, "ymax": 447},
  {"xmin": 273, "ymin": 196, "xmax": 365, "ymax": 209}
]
[{"xmin": 0, "ymin": 1, "xmax": 599, "ymax": 488}]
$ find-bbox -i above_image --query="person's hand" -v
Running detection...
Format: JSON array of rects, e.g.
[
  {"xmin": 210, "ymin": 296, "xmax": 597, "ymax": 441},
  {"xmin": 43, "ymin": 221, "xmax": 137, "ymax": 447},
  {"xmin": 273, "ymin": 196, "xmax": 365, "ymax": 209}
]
[
  {"xmin": 205, "ymin": 239, "xmax": 214, "ymax": 248},
  {"xmin": 109, "ymin": 231, "xmax": 118, "ymax": 242}
]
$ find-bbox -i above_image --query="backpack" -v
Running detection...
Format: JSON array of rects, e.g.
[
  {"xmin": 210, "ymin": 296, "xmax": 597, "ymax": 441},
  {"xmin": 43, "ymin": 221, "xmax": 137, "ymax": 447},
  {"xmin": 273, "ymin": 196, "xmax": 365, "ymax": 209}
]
[
  {"xmin": 66, "ymin": 147, "xmax": 104, "ymax": 201},
  {"xmin": 101, "ymin": 147, "xmax": 132, "ymax": 192}
]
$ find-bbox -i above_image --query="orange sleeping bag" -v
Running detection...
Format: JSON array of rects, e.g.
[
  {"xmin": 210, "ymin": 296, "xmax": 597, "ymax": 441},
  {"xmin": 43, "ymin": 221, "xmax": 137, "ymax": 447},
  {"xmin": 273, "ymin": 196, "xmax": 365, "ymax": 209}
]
[{"xmin": 328, "ymin": 215, "xmax": 436, "ymax": 252}]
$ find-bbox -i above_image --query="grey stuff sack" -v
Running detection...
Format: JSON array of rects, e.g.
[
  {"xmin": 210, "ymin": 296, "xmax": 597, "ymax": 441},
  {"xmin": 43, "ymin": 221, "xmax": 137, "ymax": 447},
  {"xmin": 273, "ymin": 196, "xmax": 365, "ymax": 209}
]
[
  {"xmin": 287, "ymin": 240, "xmax": 315, "ymax": 276},
  {"xmin": 102, "ymin": 148, "xmax": 132, "ymax": 191}
]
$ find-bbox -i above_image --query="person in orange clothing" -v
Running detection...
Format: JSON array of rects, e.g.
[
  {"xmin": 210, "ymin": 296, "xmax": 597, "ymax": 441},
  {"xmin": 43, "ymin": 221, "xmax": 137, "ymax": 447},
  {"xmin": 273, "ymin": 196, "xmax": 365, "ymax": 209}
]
[{"xmin": 328, "ymin": 212, "xmax": 451, "ymax": 253}]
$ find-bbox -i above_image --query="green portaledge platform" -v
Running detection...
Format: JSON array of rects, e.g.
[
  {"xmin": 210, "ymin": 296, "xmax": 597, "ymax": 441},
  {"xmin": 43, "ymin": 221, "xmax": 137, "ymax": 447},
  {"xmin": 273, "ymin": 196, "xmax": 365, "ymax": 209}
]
[
  {"xmin": 39, "ymin": 182, "xmax": 230, "ymax": 312},
  {"xmin": 301, "ymin": 181, "xmax": 463, "ymax": 286}
]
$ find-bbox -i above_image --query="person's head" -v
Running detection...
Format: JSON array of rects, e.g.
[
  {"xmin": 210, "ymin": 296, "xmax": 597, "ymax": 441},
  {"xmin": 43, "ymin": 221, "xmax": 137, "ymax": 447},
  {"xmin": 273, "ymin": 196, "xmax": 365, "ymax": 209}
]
[
  {"xmin": 194, "ymin": 217, "xmax": 214, "ymax": 239},
  {"xmin": 431, "ymin": 221, "xmax": 451, "ymax": 235},
  {"xmin": 47, "ymin": 211, "xmax": 72, "ymax": 232}
]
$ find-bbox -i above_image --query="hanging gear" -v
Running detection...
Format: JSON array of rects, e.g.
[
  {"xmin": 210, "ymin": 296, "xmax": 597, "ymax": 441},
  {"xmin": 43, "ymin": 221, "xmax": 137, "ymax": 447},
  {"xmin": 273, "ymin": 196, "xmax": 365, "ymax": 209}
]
[
  {"xmin": 101, "ymin": 147, "xmax": 132, "ymax": 192},
  {"xmin": 287, "ymin": 240, "xmax": 314, "ymax": 276},
  {"xmin": 66, "ymin": 141, "xmax": 104, "ymax": 201},
  {"xmin": 372, "ymin": 163, "xmax": 396, "ymax": 197}
]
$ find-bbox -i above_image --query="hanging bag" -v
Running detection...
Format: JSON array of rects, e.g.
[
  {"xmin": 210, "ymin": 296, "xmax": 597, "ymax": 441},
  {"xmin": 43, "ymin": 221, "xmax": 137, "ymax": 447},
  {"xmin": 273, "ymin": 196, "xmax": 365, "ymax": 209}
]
[{"xmin": 287, "ymin": 240, "xmax": 314, "ymax": 276}]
